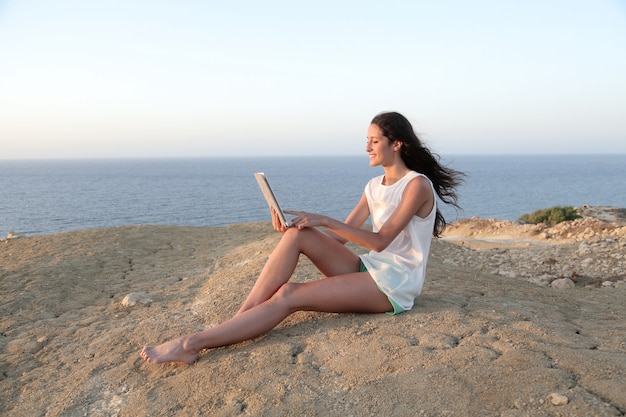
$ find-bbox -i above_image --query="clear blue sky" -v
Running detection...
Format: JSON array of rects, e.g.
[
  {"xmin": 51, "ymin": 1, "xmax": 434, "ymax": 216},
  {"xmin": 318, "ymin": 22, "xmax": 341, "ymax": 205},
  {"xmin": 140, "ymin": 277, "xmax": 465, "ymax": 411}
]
[{"xmin": 1, "ymin": 0, "xmax": 625, "ymax": 158}]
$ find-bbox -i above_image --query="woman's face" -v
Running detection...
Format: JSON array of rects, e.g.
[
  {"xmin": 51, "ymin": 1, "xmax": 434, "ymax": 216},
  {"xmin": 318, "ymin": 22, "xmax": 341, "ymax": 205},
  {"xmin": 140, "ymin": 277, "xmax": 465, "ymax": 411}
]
[{"xmin": 366, "ymin": 124, "xmax": 396, "ymax": 167}]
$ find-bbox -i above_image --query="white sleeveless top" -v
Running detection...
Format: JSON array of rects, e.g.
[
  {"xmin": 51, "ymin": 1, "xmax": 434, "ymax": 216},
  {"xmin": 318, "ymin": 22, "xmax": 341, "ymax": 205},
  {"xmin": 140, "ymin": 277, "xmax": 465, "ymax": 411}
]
[{"xmin": 359, "ymin": 171, "xmax": 436, "ymax": 311}]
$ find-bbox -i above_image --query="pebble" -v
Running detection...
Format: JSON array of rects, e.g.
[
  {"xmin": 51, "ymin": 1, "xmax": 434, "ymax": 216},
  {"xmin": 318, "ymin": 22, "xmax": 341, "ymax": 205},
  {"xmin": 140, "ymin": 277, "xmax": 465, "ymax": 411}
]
[
  {"xmin": 580, "ymin": 258, "xmax": 594, "ymax": 268},
  {"xmin": 550, "ymin": 278, "xmax": 575, "ymax": 290},
  {"xmin": 527, "ymin": 274, "xmax": 553, "ymax": 286},
  {"xmin": 548, "ymin": 393, "xmax": 568, "ymax": 406},
  {"xmin": 120, "ymin": 292, "xmax": 153, "ymax": 307}
]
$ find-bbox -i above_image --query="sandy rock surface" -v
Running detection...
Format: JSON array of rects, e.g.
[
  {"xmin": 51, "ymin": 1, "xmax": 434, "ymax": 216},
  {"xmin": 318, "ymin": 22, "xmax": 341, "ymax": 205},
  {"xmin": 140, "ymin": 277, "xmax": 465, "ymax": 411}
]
[{"xmin": 1, "ymin": 212, "xmax": 625, "ymax": 416}]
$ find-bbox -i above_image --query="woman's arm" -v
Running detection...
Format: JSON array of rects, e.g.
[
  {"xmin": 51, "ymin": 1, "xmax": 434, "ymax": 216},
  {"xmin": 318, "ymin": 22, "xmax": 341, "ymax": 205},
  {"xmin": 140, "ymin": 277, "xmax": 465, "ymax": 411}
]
[
  {"xmin": 318, "ymin": 192, "xmax": 370, "ymax": 244},
  {"xmin": 276, "ymin": 193, "xmax": 370, "ymax": 243},
  {"xmin": 287, "ymin": 176, "xmax": 433, "ymax": 252}
]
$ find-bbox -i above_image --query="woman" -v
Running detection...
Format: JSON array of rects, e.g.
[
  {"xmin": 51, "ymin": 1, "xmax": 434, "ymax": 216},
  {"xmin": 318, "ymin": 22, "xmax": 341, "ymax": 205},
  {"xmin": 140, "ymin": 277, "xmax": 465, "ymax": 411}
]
[{"xmin": 140, "ymin": 111, "xmax": 463, "ymax": 364}]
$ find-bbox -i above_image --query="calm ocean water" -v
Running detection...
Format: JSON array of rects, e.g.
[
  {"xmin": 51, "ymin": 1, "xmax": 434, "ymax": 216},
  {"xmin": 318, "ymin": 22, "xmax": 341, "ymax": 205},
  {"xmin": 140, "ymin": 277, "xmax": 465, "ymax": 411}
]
[{"xmin": 1, "ymin": 155, "xmax": 625, "ymax": 237}]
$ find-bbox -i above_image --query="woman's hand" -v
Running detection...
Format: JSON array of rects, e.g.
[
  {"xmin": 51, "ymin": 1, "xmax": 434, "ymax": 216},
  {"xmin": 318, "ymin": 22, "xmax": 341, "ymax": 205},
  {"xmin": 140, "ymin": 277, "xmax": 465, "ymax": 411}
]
[
  {"xmin": 285, "ymin": 211, "xmax": 328, "ymax": 230},
  {"xmin": 271, "ymin": 208, "xmax": 331, "ymax": 233},
  {"xmin": 270, "ymin": 207, "xmax": 289, "ymax": 233}
]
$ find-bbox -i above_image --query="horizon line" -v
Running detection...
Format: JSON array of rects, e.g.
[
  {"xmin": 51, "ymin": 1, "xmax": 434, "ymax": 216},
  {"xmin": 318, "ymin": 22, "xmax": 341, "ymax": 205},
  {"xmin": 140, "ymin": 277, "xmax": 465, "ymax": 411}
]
[{"xmin": 2, "ymin": 152, "xmax": 626, "ymax": 161}]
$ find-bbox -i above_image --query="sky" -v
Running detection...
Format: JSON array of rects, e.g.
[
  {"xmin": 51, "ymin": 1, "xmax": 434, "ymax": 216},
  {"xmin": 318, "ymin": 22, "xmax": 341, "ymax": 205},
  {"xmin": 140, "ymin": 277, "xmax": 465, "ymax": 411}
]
[{"xmin": 1, "ymin": 1, "xmax": 625, "ymax": 158}]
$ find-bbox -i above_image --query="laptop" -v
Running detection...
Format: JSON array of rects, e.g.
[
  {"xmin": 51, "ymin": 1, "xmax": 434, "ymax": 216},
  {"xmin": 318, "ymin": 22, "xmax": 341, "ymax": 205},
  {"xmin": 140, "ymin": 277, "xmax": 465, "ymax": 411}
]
[{"xmin": 254, "ymin": 172, "xmax": 292, "ymax": 228}]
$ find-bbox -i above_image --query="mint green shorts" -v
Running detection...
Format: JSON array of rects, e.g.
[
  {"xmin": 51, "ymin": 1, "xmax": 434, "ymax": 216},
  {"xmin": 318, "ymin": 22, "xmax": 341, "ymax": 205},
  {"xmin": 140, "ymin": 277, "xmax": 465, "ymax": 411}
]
[{"xmin": 359, "ymin": 260, "xmax": 405, "ymax": 316}]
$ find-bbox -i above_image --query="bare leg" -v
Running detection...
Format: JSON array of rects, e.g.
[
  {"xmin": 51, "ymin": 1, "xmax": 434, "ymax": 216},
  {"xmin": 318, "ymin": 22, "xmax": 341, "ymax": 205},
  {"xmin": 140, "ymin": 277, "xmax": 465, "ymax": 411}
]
[
  {"xmin": 236, "ymin": 227, "xmax": 360, "ymax": 315},
  {"xmin": 140, "ymin": 272, "xmax": 392, "ymax": 364}
]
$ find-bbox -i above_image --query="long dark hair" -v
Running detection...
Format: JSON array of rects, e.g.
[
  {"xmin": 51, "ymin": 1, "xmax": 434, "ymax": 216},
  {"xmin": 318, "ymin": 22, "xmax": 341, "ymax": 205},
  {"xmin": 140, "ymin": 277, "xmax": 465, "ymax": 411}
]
[{"xmin": 371, "ymin": 111, "xmax": 465, "ymax": 236}]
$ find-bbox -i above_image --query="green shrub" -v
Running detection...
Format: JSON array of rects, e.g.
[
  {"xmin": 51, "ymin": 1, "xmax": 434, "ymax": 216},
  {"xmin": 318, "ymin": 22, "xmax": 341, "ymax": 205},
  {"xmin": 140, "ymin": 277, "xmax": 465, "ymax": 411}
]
[{"xmin": 517, "ymin": 206, "xmax": 581, "ymax": 225}]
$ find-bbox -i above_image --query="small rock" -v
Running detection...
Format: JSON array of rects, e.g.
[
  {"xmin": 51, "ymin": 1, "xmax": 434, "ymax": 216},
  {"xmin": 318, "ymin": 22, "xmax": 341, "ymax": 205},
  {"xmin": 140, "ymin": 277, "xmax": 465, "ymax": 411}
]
[
  {"xmin": 580, "ymin": 258, "xmax": 594, "ymax": 268},
  {"xmin": 601, "ymin": 281, "xmax": 614, "ymax": 288},
  {"xmin": 121, "ymin": 292, "xmax": 153, "ymax": 307},
  {"xmin": 527, "ymin": 274, "xmax": 554, "ymax": 287},
  {"xmin": 548, "ymin": 392, "xmax": 568, "ymax": 406},
  {"xmin": 498, "ymin": 270, "xmax": 517, "ymax": 278},
  {"xmin": 577, "ymin": 242, "xmax": 592, "ymax": 255},
  {"xmin": 527, "ymin": 274, "xmax": 553, "ymax": 286},
  {"xmin": 550, "ymin": 278, "xmax": 575, "ymax": 290}
]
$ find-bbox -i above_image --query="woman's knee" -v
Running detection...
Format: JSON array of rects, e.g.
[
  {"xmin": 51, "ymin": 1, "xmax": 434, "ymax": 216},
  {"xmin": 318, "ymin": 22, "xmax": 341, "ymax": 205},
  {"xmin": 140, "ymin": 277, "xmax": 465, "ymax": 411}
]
[
  {"xmin": 273, "ymin": 281, "xmax": 298, "ymax": 299},
  {"xmin": 283, "ymin": 226, "xmax": 313, "ymax": 239},
  {"xmin": 271, "ymin": 282, "xmax": 301, "ymax": 310},
  {"xmin": 279, "ymin": 226, "xmax": 314, "ymax": 248}
]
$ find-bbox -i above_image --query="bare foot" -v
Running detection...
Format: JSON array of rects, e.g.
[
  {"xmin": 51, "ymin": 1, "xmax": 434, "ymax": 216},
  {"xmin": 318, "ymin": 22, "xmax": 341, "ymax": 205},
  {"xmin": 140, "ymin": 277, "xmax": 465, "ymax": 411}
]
[{"xmin": 139, "ymin": 337, "xmax": 199, "ymax": 364}]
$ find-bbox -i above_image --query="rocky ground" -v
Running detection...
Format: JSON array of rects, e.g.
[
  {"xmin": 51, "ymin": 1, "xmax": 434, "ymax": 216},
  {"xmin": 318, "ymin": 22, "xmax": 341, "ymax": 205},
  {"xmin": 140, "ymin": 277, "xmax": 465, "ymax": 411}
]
[
  {"xmin": 1, "ymin": 207, "xmax": 625, "ymax": 416},
  {"xmin": 441, "ymin": 206, "xmax": 626, "ymax": 290}
]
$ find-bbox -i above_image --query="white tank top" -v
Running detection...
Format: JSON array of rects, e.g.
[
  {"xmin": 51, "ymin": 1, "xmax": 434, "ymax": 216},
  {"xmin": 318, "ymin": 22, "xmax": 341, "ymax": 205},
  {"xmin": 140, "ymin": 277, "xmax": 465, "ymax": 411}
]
[{"xmin": 359, "ymin": 171, "xmax": 436, "ymax": 311}]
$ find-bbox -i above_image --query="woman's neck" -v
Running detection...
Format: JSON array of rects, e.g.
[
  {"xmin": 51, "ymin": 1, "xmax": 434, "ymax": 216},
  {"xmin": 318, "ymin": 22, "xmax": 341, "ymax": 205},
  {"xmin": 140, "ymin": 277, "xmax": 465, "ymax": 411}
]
[{"xmin": 382, "ymin": 163, "xmax": 410, "ymax": 186}]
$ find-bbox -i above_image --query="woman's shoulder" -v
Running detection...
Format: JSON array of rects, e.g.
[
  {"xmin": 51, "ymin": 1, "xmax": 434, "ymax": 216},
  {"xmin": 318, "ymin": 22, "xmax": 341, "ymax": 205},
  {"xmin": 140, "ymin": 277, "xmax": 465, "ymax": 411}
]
[
  {"xmin": 407, "ymin": 171, "xmax": 433, "ymax": 186},
  {"xmin": 401, "ymin": 171, "xmax": 427, "ymax": 187},
  {"xmin": 403, "ymin": 173, "xmax": 435, "ymax": 201}
]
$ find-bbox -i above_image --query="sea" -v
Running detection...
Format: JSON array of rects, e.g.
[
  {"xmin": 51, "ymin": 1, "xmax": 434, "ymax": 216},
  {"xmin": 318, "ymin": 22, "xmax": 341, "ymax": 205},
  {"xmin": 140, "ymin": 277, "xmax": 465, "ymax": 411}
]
[{"xmin": 1, "ymin": 154, "xmax": 625, "ymax": 237}]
